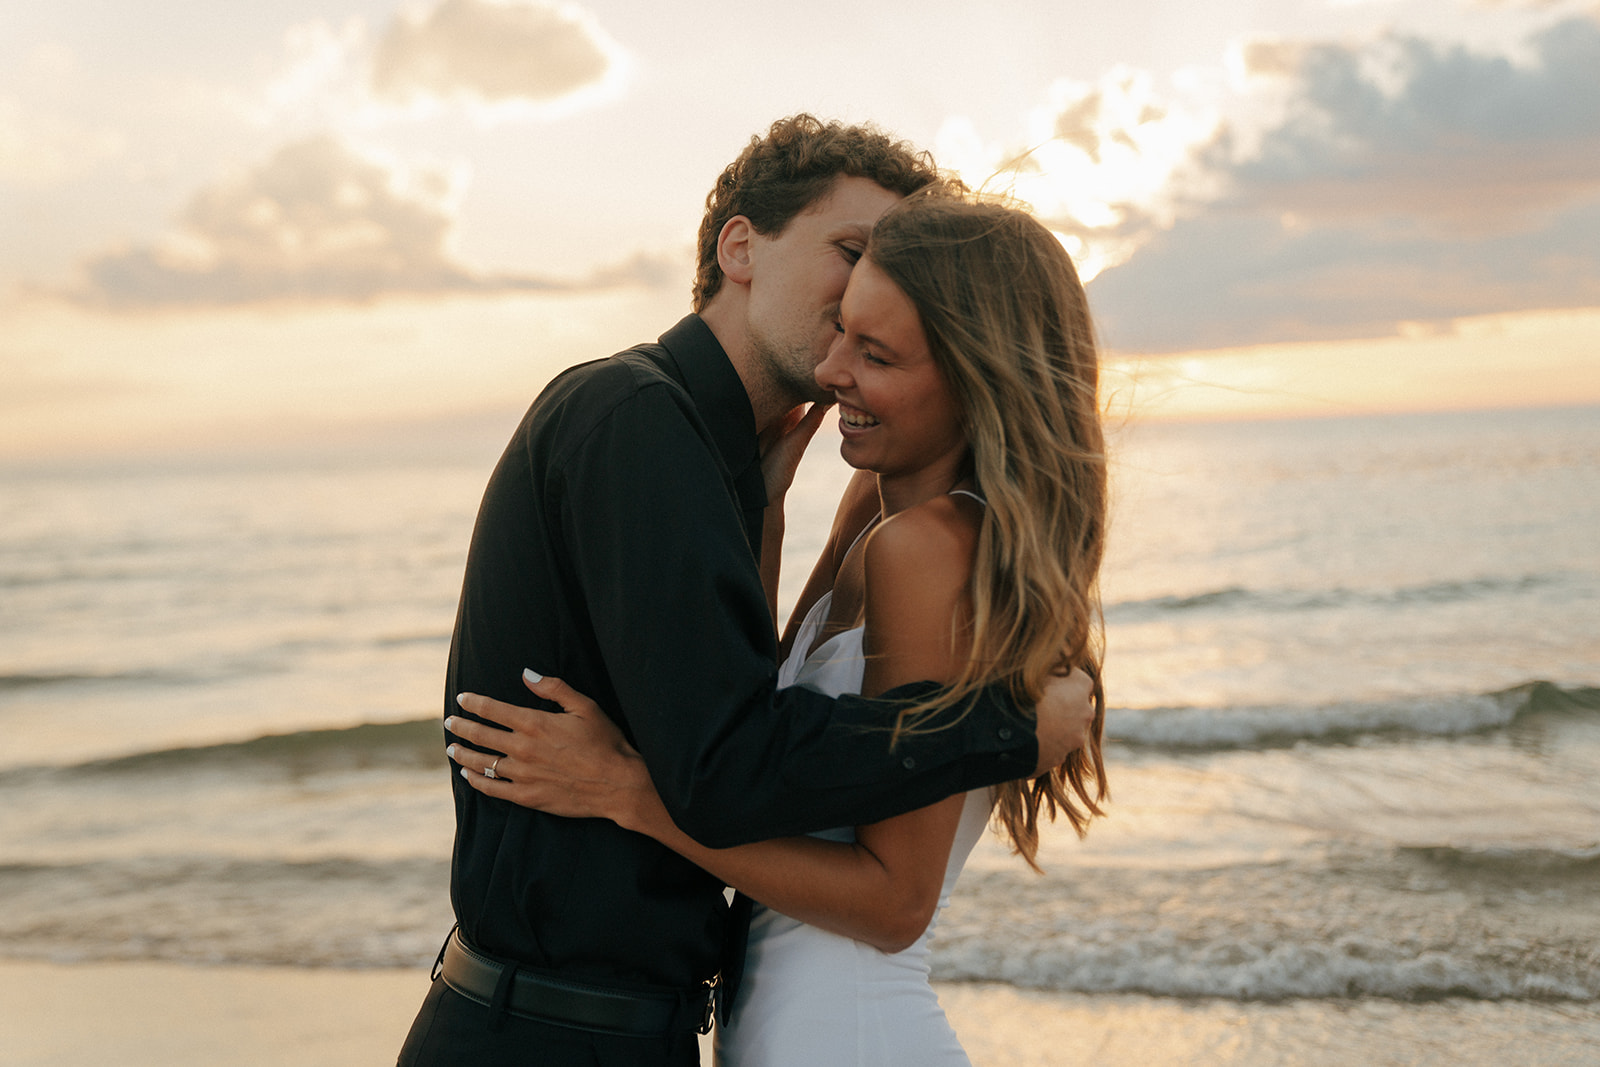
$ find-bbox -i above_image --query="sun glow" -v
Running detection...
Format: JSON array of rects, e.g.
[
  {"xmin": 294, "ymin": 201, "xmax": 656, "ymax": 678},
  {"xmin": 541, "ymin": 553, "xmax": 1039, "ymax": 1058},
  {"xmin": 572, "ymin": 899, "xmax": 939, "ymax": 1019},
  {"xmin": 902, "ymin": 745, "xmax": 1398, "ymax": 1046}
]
[
  {"xmin": 937, "ymin": 67, "xmax": 1220, "ymax": 283},
  {"xmin": 1106, "ymin": 307, "xmax": 1600, "ymax": 422}
]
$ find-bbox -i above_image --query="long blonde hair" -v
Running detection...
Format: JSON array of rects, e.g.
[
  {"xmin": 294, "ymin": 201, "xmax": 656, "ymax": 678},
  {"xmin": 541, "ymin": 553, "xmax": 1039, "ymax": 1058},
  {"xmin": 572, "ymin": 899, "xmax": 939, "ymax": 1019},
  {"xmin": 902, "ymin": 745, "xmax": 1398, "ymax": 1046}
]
[{"xmin": 868, "ymin": 192, "xmax": 1109, "ymax": 867}]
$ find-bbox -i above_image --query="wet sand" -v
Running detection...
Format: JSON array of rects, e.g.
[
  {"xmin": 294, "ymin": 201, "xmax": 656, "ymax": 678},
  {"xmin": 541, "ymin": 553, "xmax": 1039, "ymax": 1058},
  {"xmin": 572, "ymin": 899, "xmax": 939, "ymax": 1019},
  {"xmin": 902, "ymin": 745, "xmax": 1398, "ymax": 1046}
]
[{"xmin": 4, "ymin": 961, "xmax": 1596, "ymax": 1066}]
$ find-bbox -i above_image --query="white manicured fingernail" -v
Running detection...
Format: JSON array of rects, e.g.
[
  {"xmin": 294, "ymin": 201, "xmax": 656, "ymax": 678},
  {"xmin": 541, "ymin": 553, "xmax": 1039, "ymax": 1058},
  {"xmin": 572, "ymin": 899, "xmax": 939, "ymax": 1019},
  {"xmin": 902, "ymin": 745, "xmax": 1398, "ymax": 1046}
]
[
  {"xmin": 460, "ymin": 767, "xmax": 471, "ymax": 780},
  {"xmin": 446, "ymin": 744, "xmax": 457, "ymax": 759},
  {"xmin": 523, "ymin": 668, "xmax": 543, "ymax": 684},
  {"xmin": 444, "ymin": 717, "xmax": 457, "ymax": 731},
  {"xmin": 455, "ymin": 693, "xmax": 467, "ymax": 708}
]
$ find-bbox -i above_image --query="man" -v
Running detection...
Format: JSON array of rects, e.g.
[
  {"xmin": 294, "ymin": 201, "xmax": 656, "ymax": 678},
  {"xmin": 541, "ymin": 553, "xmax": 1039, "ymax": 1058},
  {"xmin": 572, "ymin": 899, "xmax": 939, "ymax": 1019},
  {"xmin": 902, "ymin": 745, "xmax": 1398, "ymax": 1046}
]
[{"xmin": 398, "ymin": 115, "xmax": 1093, "ymax": 1066}]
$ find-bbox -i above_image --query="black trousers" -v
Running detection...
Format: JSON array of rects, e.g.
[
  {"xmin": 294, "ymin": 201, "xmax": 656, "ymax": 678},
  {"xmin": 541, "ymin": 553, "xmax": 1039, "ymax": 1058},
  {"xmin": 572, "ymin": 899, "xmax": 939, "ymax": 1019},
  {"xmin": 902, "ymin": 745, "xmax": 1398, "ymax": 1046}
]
[{"xmin": 396, "ymin": 977, "xmax": 702, "ymax": 1066}]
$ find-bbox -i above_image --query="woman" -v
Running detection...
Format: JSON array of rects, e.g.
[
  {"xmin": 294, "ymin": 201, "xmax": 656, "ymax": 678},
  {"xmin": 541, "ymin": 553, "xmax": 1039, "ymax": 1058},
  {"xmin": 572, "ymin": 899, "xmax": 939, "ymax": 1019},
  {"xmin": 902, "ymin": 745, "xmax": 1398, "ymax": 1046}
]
[{"xmin": 448, "ymin": 192, "xmax": 1109, "ymax": 1064}]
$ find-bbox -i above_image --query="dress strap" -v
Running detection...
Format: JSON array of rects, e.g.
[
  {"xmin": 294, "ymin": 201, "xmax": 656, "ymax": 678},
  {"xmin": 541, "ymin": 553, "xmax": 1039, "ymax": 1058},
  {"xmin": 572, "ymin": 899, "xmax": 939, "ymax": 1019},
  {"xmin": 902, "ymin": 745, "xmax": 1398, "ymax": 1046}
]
[
  {"xmin": 841, "ymin": 513, "xmax": 882, "ymax": 560},
  {"xmin": 948, "ymin": 488, "xmax": 988, "ymax": 506}
]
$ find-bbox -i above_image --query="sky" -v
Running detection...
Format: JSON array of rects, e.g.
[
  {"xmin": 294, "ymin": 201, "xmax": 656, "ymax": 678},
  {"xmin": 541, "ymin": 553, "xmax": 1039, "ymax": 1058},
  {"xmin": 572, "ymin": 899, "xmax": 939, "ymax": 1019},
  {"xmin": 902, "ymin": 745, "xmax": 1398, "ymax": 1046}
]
[{"xmin": 3, "ymin": 0, "xmax": 1600, "ymax": 459}]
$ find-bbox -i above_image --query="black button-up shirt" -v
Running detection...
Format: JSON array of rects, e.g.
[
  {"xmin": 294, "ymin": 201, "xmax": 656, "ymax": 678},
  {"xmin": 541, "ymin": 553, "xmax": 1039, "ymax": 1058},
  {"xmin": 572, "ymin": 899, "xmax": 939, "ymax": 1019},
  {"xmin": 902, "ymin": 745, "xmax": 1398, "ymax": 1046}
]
[{"xmin": 445, "ymin": 315, "xmax": 1038, "ymax": 990}]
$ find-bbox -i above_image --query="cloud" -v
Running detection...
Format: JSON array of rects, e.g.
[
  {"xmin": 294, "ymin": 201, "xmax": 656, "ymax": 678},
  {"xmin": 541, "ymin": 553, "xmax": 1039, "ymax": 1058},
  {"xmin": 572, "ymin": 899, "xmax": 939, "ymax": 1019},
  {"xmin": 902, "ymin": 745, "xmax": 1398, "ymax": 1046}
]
[
  {"xmin": 1086, "ymin": 13, "xmax": 1600, "ymax": 352},
  {"xmin": 1089, "ymin": 196, "xmax": 1600, "ymax": 352},
  {"xmin": 371, "ymin": 0, "xmax": 623, "ymax": 110},
  {"xmin": 68, "ymin": 134, "xmax": 682, "ymax": 308},
  {"xmin": 938, "ymin": 68, "xmax": 1221, "ymax": 283},
  {"xmin": 1222, "ymin": 17, "xmax": 1600, "ymax": 228},
  {"xmin": 583, "ymin": 249, "xmax": 692, "ymax": 290},
  {"xmin": 74, "ymin": 135, "xmax": 549, "ymax": 306},
  {"xmin": 250, "ymin": 5, "xmax": 626, "ymax": 128}
]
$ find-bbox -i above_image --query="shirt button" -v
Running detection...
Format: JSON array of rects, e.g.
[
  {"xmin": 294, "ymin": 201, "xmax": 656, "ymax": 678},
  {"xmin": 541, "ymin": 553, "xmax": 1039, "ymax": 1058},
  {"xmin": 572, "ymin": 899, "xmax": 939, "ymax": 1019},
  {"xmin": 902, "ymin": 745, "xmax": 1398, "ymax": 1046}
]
[
  {"xmin": 998, "ymin": 726, "xmax": 1014, "ymax": 741},
  {"xmin": 901, "ymin": 756, "xmax": 916, "ymax": 770}
]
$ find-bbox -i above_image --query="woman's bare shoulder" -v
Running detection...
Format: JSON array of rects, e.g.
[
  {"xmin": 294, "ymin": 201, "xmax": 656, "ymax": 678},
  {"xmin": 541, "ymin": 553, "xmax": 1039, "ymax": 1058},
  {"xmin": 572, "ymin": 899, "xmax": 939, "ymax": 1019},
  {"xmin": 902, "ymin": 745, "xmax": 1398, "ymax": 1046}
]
[
  {"xmin": 866, "ymin": 493, "xmax": 981, "ymax": 574},
  {"xmin": 862, "ymin": 493, "xmax": 980, "ymax": 617},
  {"xmin": 859, "ymin": 494, "xmax": 982, "ymax": 689}
]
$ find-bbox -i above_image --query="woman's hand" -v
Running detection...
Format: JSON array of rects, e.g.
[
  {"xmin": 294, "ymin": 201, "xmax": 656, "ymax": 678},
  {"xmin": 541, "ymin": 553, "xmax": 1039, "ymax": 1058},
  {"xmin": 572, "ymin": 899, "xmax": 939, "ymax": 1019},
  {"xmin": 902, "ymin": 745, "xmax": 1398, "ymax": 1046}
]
[
  {"xmin": 1031, "ymin": 666, "xmax": 1096, "ymax": 776},
  {"xmin": 447, "ymin": 670, "xmax": 653, "ymax": 828},
  {"xmin": 759, "ymin": 400, "xmax": 834, "ymax": 502}
]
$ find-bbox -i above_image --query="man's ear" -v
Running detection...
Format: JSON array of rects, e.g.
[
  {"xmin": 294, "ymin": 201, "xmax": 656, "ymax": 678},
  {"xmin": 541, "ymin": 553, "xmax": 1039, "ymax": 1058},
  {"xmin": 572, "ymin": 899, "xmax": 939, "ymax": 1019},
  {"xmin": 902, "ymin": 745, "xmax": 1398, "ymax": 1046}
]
[{"xmin": 717, "ymin": 216, "xmax": 756, "ymax": 287}]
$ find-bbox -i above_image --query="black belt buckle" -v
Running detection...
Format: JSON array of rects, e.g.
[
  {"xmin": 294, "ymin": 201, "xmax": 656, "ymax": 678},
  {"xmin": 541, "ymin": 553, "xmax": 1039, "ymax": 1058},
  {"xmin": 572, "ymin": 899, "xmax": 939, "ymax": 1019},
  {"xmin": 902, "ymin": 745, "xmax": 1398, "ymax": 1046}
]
[{"xmin": 430, "ymin": 924, "xmax": 455, "ymax": 982}]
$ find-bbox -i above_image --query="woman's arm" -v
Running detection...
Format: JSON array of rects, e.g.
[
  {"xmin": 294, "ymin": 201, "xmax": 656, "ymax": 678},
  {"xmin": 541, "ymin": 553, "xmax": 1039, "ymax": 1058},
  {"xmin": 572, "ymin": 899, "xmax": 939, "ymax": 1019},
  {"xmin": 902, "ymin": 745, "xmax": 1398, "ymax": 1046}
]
[
  {"xmin": 777, "ymin": 468, "xmax": 879, "ymax": 660},
  {"xmin": 760, "ymin": 503, "xmax": 785, "ymax": 624},
  {"xmin": 612, "ymin": 763, "xmax": 964, "ymax": 954},
  {"xmin": 756, "ymin": 402, "xmax": 834, "ymax": 625},
  {"xmin": 452, "ymin": 495, "xmax": 981, "ymax": 952},
  {"xmin": 451, "ymin": 676, "xmax": 960, "ymax": 953}
]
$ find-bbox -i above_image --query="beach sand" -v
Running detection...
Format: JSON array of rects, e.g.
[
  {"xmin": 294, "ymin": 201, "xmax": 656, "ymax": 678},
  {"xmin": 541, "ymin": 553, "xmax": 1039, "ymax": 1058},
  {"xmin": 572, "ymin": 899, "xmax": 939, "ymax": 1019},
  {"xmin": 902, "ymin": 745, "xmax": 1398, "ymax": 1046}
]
[
  {"xmin": 1, "ymin": 960, "xmax": 427, "ymax": 1066},
  {"xmin": 4, "ymin": 961, "xmax": 1597, "ymax": 1066}
]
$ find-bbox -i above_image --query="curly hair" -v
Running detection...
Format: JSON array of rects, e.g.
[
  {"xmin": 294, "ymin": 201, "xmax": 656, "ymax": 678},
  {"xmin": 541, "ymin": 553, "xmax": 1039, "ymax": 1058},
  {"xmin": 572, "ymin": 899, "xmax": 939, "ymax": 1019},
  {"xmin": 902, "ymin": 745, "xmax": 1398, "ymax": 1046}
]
[{"xmin": 691, "ymin": 114, "xmax": 957, "ymax": 311}]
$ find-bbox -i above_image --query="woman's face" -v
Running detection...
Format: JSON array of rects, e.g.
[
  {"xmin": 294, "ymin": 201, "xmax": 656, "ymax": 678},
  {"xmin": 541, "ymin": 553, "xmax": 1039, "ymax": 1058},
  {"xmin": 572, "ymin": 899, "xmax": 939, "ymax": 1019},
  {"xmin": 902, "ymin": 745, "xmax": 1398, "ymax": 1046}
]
[{"xmin": 813, "ymin": 256, "xmax": 968, "ymax": 484}]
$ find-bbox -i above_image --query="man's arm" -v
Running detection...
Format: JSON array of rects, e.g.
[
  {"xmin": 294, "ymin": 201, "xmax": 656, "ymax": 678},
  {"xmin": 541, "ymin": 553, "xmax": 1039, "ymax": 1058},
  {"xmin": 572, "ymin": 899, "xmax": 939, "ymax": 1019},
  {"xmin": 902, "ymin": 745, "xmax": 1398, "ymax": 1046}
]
[{"xmin": 548, "ymin": 384, "xmax": 1075, "ymax": 848}]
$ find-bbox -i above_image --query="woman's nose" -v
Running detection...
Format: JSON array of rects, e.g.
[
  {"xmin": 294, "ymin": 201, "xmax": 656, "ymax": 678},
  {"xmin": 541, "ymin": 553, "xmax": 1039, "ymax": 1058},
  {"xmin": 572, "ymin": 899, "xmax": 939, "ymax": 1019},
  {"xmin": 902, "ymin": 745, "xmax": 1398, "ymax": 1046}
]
[{"xmin": 814, "ymin": 336, "xmax": 850, "ymax": 391}]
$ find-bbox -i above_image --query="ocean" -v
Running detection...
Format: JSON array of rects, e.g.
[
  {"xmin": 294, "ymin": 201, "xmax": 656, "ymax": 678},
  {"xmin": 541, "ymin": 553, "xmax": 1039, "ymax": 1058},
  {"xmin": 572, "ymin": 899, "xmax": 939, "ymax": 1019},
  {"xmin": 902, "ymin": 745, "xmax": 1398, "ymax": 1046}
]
[{"xmin": 2, "ymin": 404, "xmax": 1597, "ymax": 1063}]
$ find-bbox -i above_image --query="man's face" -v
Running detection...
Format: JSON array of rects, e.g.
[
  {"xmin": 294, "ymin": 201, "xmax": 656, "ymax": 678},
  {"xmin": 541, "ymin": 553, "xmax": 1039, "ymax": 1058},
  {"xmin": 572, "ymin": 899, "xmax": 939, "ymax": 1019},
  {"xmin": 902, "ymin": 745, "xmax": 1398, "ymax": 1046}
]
[{"xmin": 744, "ymin": 177, "xmax": 903, "ymax": 405}]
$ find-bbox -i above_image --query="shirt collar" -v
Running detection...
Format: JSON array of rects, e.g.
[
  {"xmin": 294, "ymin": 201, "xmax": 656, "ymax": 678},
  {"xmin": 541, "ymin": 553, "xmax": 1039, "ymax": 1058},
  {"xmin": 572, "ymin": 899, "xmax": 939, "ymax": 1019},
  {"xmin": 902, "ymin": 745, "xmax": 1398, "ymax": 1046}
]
[{"xmin": 656, "ymin": 314, "xmax": 759, "ymax": 476}]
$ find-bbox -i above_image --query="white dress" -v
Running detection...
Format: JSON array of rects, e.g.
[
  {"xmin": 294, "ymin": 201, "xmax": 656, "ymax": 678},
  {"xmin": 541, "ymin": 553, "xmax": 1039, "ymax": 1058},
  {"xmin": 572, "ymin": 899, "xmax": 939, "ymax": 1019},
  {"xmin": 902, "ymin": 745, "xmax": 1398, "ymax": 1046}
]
[{"xmin": 715, "ymin": 586, "xmax": 991, "ymax": 1066}]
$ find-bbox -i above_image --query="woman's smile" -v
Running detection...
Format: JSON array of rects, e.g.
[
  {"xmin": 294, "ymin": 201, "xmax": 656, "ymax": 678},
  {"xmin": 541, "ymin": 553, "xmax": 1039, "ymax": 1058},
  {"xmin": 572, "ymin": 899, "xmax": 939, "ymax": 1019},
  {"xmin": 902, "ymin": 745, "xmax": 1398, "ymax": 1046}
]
[
  {"xmin": 815, "ymin": 257, "xmax": 968, "ymax": 491},
  {"xmin": 838, "ymin": 403, "xmax": 880, "ymax": 431}
]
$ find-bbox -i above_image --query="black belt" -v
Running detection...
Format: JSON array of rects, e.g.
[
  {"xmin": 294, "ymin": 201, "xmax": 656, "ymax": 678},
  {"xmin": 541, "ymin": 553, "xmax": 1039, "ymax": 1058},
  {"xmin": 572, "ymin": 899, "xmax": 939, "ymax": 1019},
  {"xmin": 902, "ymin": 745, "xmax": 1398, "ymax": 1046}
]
[{"xmin": 436, "ymin": 928, "xmax": 715, "ymax": 1036}]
